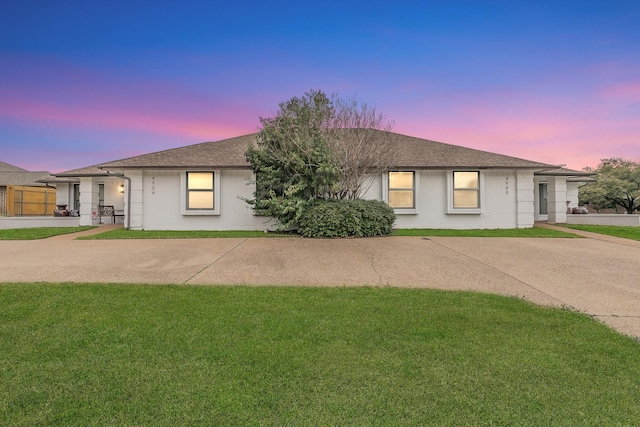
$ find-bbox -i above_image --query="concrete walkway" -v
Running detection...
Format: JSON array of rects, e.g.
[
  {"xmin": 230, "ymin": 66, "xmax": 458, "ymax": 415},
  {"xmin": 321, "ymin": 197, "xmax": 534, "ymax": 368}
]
[{"xmin": 1, "ymin": 224, "xmax": 638, "ymax": 340}]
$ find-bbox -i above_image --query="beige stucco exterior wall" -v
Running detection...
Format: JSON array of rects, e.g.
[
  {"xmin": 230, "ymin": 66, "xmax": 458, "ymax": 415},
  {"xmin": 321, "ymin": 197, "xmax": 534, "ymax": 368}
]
[
  {"xmin": 126, "ymin": 169, "xmax": 271, "ymax": 231},
  {"xmin": 363, "ymin": 169, "xmax": 525, "ymax": 229},
  {"xmin": 83, "ymin": 167, "xmax": 563, "ymax": 231}
]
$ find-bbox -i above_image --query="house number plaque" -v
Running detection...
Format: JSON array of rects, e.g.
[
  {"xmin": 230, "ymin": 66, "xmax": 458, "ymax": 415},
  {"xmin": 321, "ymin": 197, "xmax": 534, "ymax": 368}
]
[
  {"xmin": 505, "ymin": 177, "xmax": 509, "ymax": 195},
  {"xmin": 152, "ymin": 176, "xmax": 155, "ymax": 195}
]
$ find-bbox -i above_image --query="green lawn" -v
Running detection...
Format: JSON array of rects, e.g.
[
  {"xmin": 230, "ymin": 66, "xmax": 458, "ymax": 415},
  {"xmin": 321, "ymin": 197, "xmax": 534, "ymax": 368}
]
[
  {"xmin": 81, "ymin": 227, "xmax": 579, "ymax": 240},
  {"xmin": 393, "ymin": 226, "xmax": 579, "ymax": 238},
  {"xmin": 564, "ymin": 224, "xmax": 640, "ymax": 241},
  {"xmin": 1, "ymin": 284, "xmax": 638, "ymax": 426},
  {"xmin": 0, "ymin": 226, "xmax": 95, "ymax": 240},
  {"xmin": 0, "ymin": 226, "xmax": 580, "ymax": 242},
  {"xmin": 79, "ymin": 228, "xmax": 295, "ymax": 239}
]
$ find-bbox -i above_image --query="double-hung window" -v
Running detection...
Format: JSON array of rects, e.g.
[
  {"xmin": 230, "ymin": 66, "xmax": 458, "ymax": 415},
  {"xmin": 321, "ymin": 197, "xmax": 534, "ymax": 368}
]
[
  {"xmin": 449, "ymin": 171, "xmax": 481, "ymax": 213},
  {"xmin": 187, "ymin": 172, "xmax": 214, "ymax": 209},
  {"xmin": 182, "ymin": 171, "xmax": 220, "ymax": 215},
  {"xmin": 453, "ymin": 171, "xmax": 480, "ymax": 208},
  {"xmin": 388, "ymin": 171, "xmax": 415, "ymax": 209}
]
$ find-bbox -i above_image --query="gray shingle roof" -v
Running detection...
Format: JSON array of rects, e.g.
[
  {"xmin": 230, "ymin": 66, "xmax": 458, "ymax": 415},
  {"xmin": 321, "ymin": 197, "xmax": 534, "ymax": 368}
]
[
  {"xmin": 386, "ymin": 131, "xmax": 555, "ymax": 169},
  {"xmin": 534, "ymin": 167, "xmax": 594, "ymax": 182},
  {"xmin": 0, "ymin": 171, "xmax": 53, "ymax": 186},
  {"xmin": 0, "ymin": 161, "xmax": 57, "ymax": 185},
  {"xmin": 65, "ymin": 130, "xmax": 558, "ymax": 173},
  {"xmin": 98, "ymin": 134, "xmax": 256, "ymax": 170},
  {"xmin": 0, "ymin": 161, "xmax": 28, "ymax": 172},
  {"xmin": 534, "ymin": 167, "xmax": 592, "ymax": 176},
  {"xmin": 53, "ymin": 164, "xmax": 115, "ymax": 178}
]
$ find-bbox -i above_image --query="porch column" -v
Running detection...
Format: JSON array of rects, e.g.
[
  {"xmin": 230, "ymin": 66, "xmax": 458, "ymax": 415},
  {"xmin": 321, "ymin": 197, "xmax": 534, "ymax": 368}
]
[
  {"xmin": 55, "ymin": 183, "xmax": 71, "ymax": 209},
  {"xmin": 79, "ymin": 177, "xmax": 100, "ymax": 226},
  {"xmin": 126, "ymin": 170, "xmax": 144, "ymax": 230},
  {"xmin": 566, "ymin": 182, "xmax": 580, "ymax": 208},
  {"xmin": 547, "ymin": 176, "xmax": 567, "ymax": 224},
  {"xmin": 515, "ymin": 170, "xmax": 535, "ymax": 228}
]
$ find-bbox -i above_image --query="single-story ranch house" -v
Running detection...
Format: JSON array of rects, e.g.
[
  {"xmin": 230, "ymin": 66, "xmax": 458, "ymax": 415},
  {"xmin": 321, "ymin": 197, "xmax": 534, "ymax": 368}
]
[{"xmin": 47, "ymin": 130, "xmax": 591, "ymax": 230}]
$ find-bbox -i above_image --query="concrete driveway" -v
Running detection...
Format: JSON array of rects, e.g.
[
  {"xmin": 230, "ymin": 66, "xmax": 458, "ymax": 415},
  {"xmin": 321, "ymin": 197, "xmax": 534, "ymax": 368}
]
[{"xmin": 1, "ymin": 225, "xmax": 639, "ymax": 340}]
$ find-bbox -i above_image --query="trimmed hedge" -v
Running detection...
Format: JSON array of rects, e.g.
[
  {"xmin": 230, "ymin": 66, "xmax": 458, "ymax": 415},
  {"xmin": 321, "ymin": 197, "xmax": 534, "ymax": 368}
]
[{"xmin": 297, "ymin": 199, "xmax": 395, "ymax": 238}]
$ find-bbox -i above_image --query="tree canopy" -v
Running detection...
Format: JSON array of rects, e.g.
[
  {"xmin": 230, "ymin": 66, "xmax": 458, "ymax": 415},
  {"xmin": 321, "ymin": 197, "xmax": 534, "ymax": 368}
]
[
  {"xmin": 579, "ymin": 158, "xmax": 640, "ymax": 214},
  {"xmin": 245, "ymin": 90, "xmax": 396, "ymax": 230}
]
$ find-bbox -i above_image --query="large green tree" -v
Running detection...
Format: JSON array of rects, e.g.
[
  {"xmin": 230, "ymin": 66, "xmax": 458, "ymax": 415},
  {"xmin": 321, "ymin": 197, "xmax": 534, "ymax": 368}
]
[
  {"xmin": 579, "ymin": 158, "xmax": 640, "ymax": 214},
  {"xmin": 245, "ymin": 90, "xmax": 396, "ymax": 230},
  {"xmin": 245, "ymin": 90, "xmax": 339, "ymax": 229}
]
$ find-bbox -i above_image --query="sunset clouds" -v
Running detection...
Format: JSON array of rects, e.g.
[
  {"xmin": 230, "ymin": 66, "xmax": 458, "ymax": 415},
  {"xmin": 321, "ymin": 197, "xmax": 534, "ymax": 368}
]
[{"xmin": 1, "ymin": 1, "xmax": 639, "ymax": 172}]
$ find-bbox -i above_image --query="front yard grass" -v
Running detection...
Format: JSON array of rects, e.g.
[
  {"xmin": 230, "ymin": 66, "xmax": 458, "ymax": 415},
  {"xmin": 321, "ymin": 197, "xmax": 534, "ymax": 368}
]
[
  {"xmin": 1, "ymin": 284, "xmax": 638, "ymax": 426},
  {"xmin": 82, "ymin": 226, "xmax": 578, "ymax": 239},
  {"xmin": 564, "ymin": 224, "xmax": 640, "ymax": 241},
  {"xmin": 79, "ymin": 228, "xmax": 294, "ymax": 239},
  {"xmin": 393, "ymin": 226, "xmax": 579, "ymax": 238},
  {"xmin": 0, "ymin": 226, "xmax": 95, "ymax": 240}
]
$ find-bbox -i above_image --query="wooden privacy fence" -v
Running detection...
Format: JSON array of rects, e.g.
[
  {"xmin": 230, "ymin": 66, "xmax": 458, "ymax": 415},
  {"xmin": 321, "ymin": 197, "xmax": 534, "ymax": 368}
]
[{"xmin": 0, "ymin": 185, "xmax": 56, "ymax": 216}]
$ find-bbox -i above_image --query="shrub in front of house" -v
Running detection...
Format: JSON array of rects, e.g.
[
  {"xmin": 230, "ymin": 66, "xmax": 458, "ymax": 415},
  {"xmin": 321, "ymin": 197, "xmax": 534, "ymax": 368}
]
[{"xmin": 297, "ymin": 199, "xmax": 395, "ymax": 238}]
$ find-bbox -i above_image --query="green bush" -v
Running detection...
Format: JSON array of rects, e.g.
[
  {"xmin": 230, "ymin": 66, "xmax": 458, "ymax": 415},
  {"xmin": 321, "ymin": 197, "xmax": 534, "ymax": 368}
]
[{"xmin": 298, "ymin": 199, "xmax": 395, "ymax": 238}]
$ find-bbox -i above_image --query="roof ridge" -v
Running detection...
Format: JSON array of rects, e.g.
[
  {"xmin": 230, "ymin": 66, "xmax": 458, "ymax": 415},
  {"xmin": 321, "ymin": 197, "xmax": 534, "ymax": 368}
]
[{"xmin": 58, "ymin": 130, "xmax": 558, "ymax": 172}]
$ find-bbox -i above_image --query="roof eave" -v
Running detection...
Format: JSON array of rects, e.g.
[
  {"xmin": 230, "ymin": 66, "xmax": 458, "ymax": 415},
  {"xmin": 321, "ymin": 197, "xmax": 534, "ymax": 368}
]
[
  {"xmin": 393, "ymin": 165, "xmax": 556, "ymax": 170},
  {"xmin": 36, "ymin": 178, "xmax": 80, "ymax": 184},
  {"xmin": 54, "ymin": 173, "xmax": 112, "ymax": 178},
  {"xmin": 98, "ymin": 165, "xmax": 252, "ymax": 170},
  {"xmin": 534, "ymin": 171, "xmax": 594, "ymax": 177}
]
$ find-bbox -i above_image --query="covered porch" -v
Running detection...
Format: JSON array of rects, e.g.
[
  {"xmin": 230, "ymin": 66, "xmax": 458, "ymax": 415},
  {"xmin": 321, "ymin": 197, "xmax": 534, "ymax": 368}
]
[
  {"xmin": 533, "ymin": 168, "xmax": 594, "ymax": 224},
  {"xmin": 40, "ymin": 168, "xmax": 129, "ymax": 228}
]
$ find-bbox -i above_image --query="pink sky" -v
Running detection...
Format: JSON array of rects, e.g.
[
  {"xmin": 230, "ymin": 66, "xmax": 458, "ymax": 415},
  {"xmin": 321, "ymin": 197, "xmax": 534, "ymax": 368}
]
[
  {"xmin": 2, "ymin": 64, "xmax": 638, "ymax": 173},
  {"xmin": 1, "ymin": 2, "xmax": 639, "ymax": 173}
]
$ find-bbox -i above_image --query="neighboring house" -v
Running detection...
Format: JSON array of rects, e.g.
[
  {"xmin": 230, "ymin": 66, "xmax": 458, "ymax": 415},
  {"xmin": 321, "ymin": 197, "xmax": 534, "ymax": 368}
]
[
  {"xmin": 48, "ymin": 131, "xmax": 592, "ymax": 230},
  {"xmin": 0, "ymin": 161, "xmax": 56, "ymax": 216}
]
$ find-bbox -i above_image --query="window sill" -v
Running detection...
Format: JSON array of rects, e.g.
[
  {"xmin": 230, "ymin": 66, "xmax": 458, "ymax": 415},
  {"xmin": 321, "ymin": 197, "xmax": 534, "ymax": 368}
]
[
  {"xmin": 394, "ymin": 208, "xmax": 417, "ymax": 215},
  {"xmin": 447, "ymin": 209, "xmax": 482, "ymax": 215},
  {"xmin": 182, "ymin": 210, "xmax": 220, "ymax": 216}
]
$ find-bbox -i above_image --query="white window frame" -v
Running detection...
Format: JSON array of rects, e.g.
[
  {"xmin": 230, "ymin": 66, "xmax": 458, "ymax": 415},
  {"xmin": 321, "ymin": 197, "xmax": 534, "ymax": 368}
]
[
  {"xmin": 447, "ymin": 170, "xmax": 482, "ymax": 214},
  {"xmin": 382, "ymin": 171, "xmax": 418, "ymax": 215},
  {"xmin": 181, "ymin": 170, "xmax": 220, "ymax": 215}
]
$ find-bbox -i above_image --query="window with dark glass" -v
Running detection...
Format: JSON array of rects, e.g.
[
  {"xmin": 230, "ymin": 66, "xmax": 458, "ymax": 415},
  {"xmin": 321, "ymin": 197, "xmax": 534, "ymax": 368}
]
[
  {"xmin": 73, "ymin": 184, "xmax": 80, "ymax": 210},
  {"xmin": 388, "ymin": 171, "xmax": 415, "ymax": 208},
  {"xmin": 453, "ymin": 171, "xmax": 480, "ymax": 209},
  {"xmin": 539, "ymin": 183, "xmax": 548, "ymax": 215},
  {"xmin": 187, "ymin": 172, "xmax": 215, "ymax": 210}
]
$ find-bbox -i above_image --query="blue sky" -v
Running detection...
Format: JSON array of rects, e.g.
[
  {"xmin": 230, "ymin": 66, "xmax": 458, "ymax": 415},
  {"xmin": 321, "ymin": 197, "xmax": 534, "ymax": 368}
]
[{"xmin": 1, "ymin": 1, "xmax": 639, "ymax": 172}]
